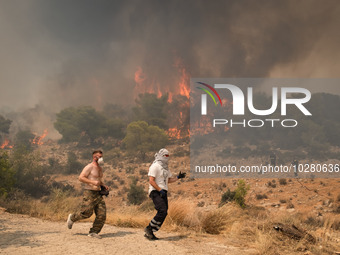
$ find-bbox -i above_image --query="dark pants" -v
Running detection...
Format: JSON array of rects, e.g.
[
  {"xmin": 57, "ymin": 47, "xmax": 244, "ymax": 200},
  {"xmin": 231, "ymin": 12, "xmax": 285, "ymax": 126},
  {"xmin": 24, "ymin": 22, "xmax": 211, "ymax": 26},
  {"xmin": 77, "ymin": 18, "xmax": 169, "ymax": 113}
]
[
  {"xmin": 148, "ymin": 190, "xmax": 168, "ymax": 232},
  {"xmin": 71, "ymin": 190, "xmax": 106, "ymax": 234}
]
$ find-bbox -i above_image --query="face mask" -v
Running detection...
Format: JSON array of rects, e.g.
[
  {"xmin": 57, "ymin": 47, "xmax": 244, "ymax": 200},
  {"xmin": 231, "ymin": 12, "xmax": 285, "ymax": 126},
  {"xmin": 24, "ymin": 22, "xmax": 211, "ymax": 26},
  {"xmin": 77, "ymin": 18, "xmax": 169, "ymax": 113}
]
[{"xmin": 97, "ymin": 157, "xmax": 104, "ymax": 165}]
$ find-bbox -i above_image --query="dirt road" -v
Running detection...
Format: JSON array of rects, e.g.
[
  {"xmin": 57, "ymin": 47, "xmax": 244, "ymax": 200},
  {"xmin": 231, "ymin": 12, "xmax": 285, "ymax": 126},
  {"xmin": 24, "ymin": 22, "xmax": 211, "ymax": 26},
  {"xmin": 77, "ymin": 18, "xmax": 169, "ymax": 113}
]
[{"xmin": 0, "ymin": 209, "xmax": 257, "ymax": 255}]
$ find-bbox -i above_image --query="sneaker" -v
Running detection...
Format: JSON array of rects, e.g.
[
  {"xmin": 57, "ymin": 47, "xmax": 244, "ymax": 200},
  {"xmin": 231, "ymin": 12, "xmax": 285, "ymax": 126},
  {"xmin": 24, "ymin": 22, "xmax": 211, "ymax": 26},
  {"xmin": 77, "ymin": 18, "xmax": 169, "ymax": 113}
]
[
  {"xmin": 88, "ymin": 233, "xmax": 102, "ymax": 239},
  {"xmin": 67, "ymin": 214, "xmax": 74, "ymax": 229},
  {"xmin": 144, "ymin": 226, "xmax": 158, "ymax": 240}
]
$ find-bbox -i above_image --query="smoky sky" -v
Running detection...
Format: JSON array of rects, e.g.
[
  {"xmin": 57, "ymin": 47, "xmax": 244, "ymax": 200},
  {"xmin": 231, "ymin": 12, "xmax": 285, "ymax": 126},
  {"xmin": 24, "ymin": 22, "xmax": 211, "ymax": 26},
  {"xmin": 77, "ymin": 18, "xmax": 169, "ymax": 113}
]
[{"xmin": 1, "ymin": 0, "xmax": 340, "ymax": 113}]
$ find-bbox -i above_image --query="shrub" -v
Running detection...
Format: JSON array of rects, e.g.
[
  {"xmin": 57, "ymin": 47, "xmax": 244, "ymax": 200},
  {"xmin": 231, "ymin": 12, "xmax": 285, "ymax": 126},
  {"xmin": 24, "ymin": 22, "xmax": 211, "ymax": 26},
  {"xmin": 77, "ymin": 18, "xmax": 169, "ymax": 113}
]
[
  {"xmin": 193, "ymin": 191, "xmax": 201, "ymax": 197},
  {"xmin": 11, "ymin": 148, "xmax": 50, "ymax": 198},
  {"xmin": 65, "ymin": 152, "xmax": 83, "ymax": 174},
  {"xmin": 279, "ymin": 178, "xmax": 287, "ymax": 185},
  {"xmin": 126, "ymin": 166, "xmax": 135, "ymax": 174},
  {"xmin": 219, "ymin": 179, "xmax": 250, "ymax": 208},
  {"xmin": 139, "ymin": 169, "xmax": 148, "ymax": 176},
  {"xmin": 220, "ymin": 189, "xmax": 236, "ymax": 206},
  {"xmin": 127, "ymin": 179, "xmax": 147, "ymax": 205},
  {"xmin": 256, "ymin": 194, "xmax": 268, "ymax": 200},
  {"xmin": 305, "ymin": 216, "xmax": 324, "ymax": 228},
  {"xmin": 286, "ymin": 202, "xmax": 295, "ymax": 209},
  {"xmin": 0, "ymin": 152, "xmax": 15, "ymax": 197},
  {"xmin": 111, "ymin": 183, "xmax": 118, "ymax": 189},
  {"xmin": 202, "ymin": 209, "xmax": 227, "ymax": 234},
  {"xmin": 267, "ymin": 181, "xmax": 276, "ymax": 188}
]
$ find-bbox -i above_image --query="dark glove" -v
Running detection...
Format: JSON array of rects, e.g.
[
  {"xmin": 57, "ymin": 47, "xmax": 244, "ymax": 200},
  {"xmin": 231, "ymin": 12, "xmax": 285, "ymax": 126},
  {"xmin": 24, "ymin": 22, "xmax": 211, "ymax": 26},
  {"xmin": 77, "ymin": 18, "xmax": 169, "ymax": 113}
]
[
  {"xmin": 177, "ymin": 171, "xmax": 186, "ymax": 179},
  {"xmin": 100, "ymin": 185, "xmax": 109, "ymax": 197},
  {"xmin": 159, "ymin": 189, "xmax": 167, "ymax": 198}
]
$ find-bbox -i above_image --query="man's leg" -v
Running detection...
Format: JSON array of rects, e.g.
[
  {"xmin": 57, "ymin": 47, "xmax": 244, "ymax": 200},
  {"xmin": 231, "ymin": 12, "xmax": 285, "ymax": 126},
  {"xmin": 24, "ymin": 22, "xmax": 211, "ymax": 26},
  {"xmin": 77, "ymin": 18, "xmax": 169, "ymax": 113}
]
[
  {"xmin": 146, "ymin": 191, "xmax": 168, "ymax": 236},
  {"xmin": 89, "ymin": 195, "xmax": 106, "ymax": 234},
  {"xmin": 71, "ymin": 190, "xmax": 96, "ymax": 222}
]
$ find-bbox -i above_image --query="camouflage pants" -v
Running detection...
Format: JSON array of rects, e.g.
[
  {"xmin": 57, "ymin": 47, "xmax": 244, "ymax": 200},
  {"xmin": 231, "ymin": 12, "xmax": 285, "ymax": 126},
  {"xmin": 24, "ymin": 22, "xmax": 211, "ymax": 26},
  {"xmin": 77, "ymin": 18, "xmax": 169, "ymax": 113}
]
[{"xmin": 71, "ymin": 190, "xmax": 106, "ymax": 234}]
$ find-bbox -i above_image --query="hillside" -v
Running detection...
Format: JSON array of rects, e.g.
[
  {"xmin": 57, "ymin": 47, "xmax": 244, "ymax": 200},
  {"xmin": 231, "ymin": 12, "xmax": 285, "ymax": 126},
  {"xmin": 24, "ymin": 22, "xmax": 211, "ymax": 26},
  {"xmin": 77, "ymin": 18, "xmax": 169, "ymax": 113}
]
[{"xmin": 1, "ymin": 140, "xmax": 339, "ymax": 254}]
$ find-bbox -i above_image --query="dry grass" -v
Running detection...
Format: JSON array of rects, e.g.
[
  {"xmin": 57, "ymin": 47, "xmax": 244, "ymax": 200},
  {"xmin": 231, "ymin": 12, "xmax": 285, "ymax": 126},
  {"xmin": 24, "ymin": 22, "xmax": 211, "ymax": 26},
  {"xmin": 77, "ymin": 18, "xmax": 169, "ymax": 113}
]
[
  {"xmin": 201, "ymin": 204, "xmax": 246, "ymax": 235},
  {"xmin": 106, "ymin": 206, "xmax": 151, "ymax": 228},
  {"xmin": 1, "ymin": 191, "xmax": 340, "ymax": 255},
  {"xmin": 165, "ymin": 198, "xmax": 198, "ymax": 229},
  {"xmin": 0, "ymin": 189, "xmax": 80, "ymax": 221},
  {"xmin": 254, "ymin": 229, "xmax": 277, "ymax": 255}
]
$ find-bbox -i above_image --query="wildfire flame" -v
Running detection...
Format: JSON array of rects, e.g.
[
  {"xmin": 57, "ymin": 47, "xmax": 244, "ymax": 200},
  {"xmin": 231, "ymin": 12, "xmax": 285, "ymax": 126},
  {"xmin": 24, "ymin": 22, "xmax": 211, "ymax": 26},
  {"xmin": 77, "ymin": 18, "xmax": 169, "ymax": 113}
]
[
  {"xmin": 133, "ymin": 56, "xmax": 192, "ymax": 139},
  {"xmin": 133, "ymin": 56, "xmax": 190, "ymax": 104},
  {"xmin": 168, "ymin": 92, "xmax": 173, "ymax": 103},
  {"xmin": 0, "ymin": 138, "xmax": 13, "ymax": 149},
  {"xmin": 134, "ymin": 66, "xmax": 147, "ymax": 85},
  {"xmin": 32, "ymin": 129, "xmax": 48, "ymax": 145},
  {"xmin": 175, "ymin": 57, "xmax": 190, "ymax": 99},
  {"xmin": 167, "ymin": 128, "xmax": 182, "ymax": 139}
]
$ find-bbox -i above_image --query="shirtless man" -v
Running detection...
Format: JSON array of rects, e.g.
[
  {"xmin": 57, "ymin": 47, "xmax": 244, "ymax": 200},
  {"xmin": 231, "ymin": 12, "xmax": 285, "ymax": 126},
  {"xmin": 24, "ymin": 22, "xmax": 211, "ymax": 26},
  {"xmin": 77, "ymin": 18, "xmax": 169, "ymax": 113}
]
[{"xmin": 67, "ymin": 150, "xmax": 108, "ymax": 239}]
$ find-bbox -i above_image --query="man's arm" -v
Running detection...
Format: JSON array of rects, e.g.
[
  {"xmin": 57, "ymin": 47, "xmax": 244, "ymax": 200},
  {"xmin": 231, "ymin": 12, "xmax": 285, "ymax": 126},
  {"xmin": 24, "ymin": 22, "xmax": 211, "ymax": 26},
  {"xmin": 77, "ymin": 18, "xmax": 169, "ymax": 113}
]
[
  {"xmin": 78, "ymin": 166, "xmax": 101, "ymax": 187},
  {"xmin": 168, "ymin": 171, "xmax": 186, "ymax": 183},
  {"xmin": 168, "ymin": 176, "xmax": 178, "ymax": 183}
]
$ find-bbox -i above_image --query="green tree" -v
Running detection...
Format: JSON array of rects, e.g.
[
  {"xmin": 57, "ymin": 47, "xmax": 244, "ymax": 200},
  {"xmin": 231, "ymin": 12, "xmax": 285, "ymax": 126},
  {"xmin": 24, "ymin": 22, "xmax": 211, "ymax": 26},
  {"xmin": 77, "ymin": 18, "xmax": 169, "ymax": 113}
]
[
  {"xmin": 14, "ymin": 130, "xmax": 35, "ymax": 151},
  {"xmin": 233, "ymin": 179, "xmax": 250, "ymax": 208},
  {"xmin": 123, "ymin": 121, "xmax": 168, "ymax": 160},
  {"xmin": 0, "ymin": 152, "xmax": 15, "ymax": 197},
  {"xmin": 54, "ymin": 106, "xmax": 125, "ymax": 143},
  {"xmin": 54, "ymin": 106, "xmax": 105, "ymax": 143},
  {"xmin": 133, "ymin": 93, "xmax": 169, "ymax": 129},
  {"xmin": 105, "ymin": 118, "xmax": 125, "ymax": 139},
  {"xmin": 103, "ymin": 103, "xmax": 130, "ymax": 122}
]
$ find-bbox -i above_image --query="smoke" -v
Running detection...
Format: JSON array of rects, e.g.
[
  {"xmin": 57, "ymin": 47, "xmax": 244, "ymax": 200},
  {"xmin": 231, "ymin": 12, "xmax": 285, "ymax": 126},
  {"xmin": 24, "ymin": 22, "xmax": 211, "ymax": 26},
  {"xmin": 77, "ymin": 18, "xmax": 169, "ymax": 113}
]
[{"xmin": 0, "ymin": 0, "xmax": 340, "ymax": 137}]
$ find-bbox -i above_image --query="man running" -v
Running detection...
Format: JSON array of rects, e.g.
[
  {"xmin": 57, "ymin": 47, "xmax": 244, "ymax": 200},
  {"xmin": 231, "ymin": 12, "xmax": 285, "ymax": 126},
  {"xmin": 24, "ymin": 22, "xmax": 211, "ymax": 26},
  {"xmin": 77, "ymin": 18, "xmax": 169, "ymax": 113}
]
[
  {"xmin": 67, "ymin": 150, "xmax": 108, "ymax": 239},
  {"xmin": 144, "ymin": 148, "xmax": 186, "ymax": 240}
]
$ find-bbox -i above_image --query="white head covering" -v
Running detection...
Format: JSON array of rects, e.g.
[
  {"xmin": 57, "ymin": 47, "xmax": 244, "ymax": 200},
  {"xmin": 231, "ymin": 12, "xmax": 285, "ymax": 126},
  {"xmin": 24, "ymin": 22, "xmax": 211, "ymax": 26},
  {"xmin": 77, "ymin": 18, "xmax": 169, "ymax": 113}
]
[{"xmin": 153, "ymin": 148, "xmax": 169, "ymax": 170}]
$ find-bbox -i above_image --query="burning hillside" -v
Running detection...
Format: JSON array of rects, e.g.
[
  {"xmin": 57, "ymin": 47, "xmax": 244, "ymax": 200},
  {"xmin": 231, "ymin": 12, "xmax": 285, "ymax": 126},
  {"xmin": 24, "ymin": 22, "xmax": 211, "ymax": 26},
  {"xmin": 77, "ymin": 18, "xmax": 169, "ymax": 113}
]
[
  {"xmin": 133, "ymin": 57, "xmax": 191, "ymax": 139},
  {"xmin": 0, "ymin": 129, "xmax": 48, "ymax": 150},
  {"xmin": 0, "ymin": 138, "xmax": 13, "ymax": 149}
]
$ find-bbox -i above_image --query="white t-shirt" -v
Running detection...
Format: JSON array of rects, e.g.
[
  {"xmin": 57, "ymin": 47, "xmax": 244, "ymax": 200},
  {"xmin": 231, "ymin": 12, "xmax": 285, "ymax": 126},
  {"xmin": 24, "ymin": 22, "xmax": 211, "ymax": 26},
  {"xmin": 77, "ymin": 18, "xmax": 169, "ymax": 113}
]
[{"xmin": 148, "ymin": 162, "xmax": 173, "ymax": 194}]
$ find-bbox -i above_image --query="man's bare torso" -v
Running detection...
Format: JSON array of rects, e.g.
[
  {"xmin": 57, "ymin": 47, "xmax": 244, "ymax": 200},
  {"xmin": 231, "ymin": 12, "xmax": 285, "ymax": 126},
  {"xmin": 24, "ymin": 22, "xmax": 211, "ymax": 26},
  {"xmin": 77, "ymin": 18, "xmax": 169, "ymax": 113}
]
[{"xmin": 81, "ymin": 163, "xmax": 103, "ymax": 191}]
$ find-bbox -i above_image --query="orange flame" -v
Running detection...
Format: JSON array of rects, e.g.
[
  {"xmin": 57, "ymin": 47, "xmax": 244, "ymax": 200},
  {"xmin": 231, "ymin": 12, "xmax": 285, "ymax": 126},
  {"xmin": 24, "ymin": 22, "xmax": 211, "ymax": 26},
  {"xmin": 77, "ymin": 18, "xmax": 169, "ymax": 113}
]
[
  {"xmin": 0, "ymin": 138, "xmax": 13, "ymax": 149},
  {"xmin": 133, "ymin": 57, "xmax": 191, "ymax": 104},
  {"xmin": 168, "ymin": 92, "xmax": 173, "ymax": 103},
  {"xmin": 167, "ymin": 109, "xmax": 191, "ymax": 139},
  {"xmin": 32, "ymin": 129, "xmax": 48, "ymax": 145},
  {"xmin": 167, "ymin": 127, "xmax": 182, "ymax": 139},
  {"xmin": 174, "ymin": 57, "xmax": 190, "ymax": 99},
  {"xmin": 178, "ymin": 69, "xmax": 190, "ymax": 99},
  {"xmin": 134, "ymin": 66, "xmax": 146, "ymax": 85},
  {"xmin": 156, "ymin": 83, "xmax": 162, "ymax": 98}
]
